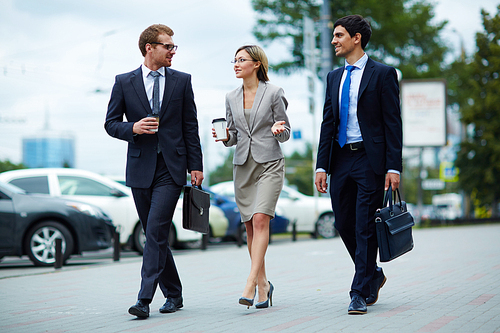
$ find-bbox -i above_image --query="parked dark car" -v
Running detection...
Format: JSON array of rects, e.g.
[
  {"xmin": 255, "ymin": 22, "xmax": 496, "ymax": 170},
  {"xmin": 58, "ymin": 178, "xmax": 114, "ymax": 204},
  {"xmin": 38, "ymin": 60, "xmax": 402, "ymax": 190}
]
[
  {"xmin": 0, "ymin": 181, "xmax": 114, "ymax": 266},
  {"xmin": 207, "ymin": 188, "xmax": 289, "ymax": 243}
]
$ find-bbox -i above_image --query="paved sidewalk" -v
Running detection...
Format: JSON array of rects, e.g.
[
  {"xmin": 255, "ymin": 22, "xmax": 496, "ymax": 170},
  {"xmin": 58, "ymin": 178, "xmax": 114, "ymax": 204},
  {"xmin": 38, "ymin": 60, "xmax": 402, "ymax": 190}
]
[{"xmin": 1, "ymin": 224, "xmax": 499, "ymax": 332}]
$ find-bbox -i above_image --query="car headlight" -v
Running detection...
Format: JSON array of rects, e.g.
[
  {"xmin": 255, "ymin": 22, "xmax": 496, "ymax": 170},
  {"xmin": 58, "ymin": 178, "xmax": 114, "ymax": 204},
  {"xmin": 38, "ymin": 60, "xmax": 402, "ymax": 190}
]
[{"xmin": 67, "ymin": 202, "xmax": 101, "ymax": 217}]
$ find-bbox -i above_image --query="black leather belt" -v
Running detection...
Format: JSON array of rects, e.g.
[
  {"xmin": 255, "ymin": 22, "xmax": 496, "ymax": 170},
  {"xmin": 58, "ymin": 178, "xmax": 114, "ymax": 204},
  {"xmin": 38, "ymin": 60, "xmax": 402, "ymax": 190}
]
[{"xmin": 344, "ymin": 141, "xmax": 364, "ymax": 151}]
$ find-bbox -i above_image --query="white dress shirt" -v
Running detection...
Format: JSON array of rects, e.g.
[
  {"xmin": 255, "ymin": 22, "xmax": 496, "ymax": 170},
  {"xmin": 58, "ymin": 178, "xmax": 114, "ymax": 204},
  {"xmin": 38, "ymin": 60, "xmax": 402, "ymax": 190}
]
[
  {"xmin": 338, "ymin": 53, "xmax": 368, "ymax": 144},
  {"xmin": 141, "ymin": 64, "xmax": 165, "ymax": 111}
]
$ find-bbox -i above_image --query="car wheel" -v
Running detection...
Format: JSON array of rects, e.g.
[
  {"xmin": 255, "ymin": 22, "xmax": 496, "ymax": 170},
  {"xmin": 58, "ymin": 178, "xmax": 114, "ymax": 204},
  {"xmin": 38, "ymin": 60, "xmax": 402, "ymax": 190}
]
[
  {"xmin": 133, "ymin": 223, "xmax": 146, "ymax": 254},
  {"xmin": 316, "ymin": 213, "xmax": 337, "ymax": 239},
  {"xmin": 24, "ymin": 221, "xmax": 74, "ymax": 267}
]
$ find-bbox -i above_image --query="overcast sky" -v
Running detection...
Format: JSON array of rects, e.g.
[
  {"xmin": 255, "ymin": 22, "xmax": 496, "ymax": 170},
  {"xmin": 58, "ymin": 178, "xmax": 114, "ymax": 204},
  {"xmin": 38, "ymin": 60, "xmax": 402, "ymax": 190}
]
[{"xmin": 0, "ymin": 0, "xmax": 498, "ymax": 179}]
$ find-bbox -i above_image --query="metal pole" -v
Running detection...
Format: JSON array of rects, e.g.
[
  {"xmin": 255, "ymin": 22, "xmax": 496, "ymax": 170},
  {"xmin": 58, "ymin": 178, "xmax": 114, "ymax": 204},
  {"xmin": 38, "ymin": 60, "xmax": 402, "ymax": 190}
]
[
  {"xmin": 320, "ymin": 0, "xmax": 333, "ymax": 84},
  {"xmin": 54, "ymin": 238, "xmax": 62, "ymax": 269},
  {"xmin": 417, "ymin": 147, "xmax": 424, "ymax": 225},
  {"xmin": 201, "ymin": 234, "xmax": 208, "ymax": 250},
  {"xmin": 113, "ymin": 231, "xmax": 120, "ymax": 261},
  {"xmin": 237, "ymin": 223, "xmax": 243, "ymax": 247}
]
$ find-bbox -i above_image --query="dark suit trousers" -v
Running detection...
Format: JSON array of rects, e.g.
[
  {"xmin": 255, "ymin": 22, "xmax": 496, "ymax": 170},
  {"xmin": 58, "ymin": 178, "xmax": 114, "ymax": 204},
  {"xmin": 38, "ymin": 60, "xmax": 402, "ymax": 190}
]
[
  {"xmin": 131, "ymin": 153, "xmax": 183, "ymax": 301},
  {"xmin": 329, "ymin": 143, "xmax": 384, "ymax": 298}
]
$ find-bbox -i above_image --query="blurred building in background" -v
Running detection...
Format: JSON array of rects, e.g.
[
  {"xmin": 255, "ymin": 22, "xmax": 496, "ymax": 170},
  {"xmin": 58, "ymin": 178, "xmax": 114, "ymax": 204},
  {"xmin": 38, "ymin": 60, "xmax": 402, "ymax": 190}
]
[{"xmin": 22, "ymin": 134, "xmax": 75, "ymax": 168}]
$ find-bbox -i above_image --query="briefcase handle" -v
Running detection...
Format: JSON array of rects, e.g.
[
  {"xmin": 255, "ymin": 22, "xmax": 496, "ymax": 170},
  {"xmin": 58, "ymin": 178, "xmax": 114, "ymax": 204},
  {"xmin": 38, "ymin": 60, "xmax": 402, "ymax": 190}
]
[{"xmin": 383, "ymin": 185, "xmax": 403, "ymax": 213}]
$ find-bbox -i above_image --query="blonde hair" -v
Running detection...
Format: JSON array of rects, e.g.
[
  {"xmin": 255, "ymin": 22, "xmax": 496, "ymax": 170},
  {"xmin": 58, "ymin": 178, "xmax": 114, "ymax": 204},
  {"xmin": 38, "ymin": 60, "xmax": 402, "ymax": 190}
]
[{"xmin": 235, "ymin": 45, "xmax": 269, "ymax": 82}]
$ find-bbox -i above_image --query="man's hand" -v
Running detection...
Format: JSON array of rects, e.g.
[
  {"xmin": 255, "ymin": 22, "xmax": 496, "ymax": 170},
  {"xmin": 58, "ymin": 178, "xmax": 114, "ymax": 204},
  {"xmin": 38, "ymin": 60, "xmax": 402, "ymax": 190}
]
[
  {"xmin": 190, "ymin": 171, "xmax": 204, "ymax": 186},
  {"xmin": 315, "ymin": 172, "xmax": 328, "ymax": 194},
  {"xmin": 385, "ymin": 172, "xmax": 400, "ymax": 191},
  {"xmin": 133, "ymin": 117, "xmax": 159, "ymax": 134}
]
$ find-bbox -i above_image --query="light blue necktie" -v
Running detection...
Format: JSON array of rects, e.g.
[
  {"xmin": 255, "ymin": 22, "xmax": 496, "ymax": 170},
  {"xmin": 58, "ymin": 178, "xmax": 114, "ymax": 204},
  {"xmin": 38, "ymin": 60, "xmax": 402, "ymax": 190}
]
[
  {"xmin": 338, "ymin": 65, "xmax": 355, "ymax": 148},
  {"xmin": 150, "ymin": 71, "xmax": 160, "ymax": 115}
]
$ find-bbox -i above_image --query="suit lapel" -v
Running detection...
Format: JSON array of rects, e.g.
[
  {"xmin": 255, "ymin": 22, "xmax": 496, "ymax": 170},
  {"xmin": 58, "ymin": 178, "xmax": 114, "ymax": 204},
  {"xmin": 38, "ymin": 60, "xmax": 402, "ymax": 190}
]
[
  {"xmin": 130, "ymin": 67, "xmax": 151, "ymax": 114},
  {"xmin": 160, "ymin": 67, "xmax": 178, "ymax": 117},
  {"xmin": 249, "ymin": 81, "xmax": 267, "ymax": 132},
  {"xmin": 232, "ymin": 85, "xmax": 251, "ymax": 135},
  {"xmin": 331, "ymin": 69, "xmax": 343, "ymax": 121},
  {"xmin": 359, "ymin": 58, "xmax": 375, "ymax": 100}
]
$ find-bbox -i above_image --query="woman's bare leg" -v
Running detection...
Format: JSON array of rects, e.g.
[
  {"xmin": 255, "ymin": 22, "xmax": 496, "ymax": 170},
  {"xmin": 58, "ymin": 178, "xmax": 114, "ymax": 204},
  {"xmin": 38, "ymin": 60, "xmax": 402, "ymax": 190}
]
[{"xmin": 241, "ymin": 213, "xmax": 270, "ymax": 300}]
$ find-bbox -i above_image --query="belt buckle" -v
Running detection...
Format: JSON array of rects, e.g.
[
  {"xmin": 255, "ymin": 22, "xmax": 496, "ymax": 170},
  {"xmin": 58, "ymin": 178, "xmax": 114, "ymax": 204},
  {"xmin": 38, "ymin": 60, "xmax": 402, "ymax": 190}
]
[{"xmin": 350, "ymin": 143, "xmax": 358, "ymax": 151}]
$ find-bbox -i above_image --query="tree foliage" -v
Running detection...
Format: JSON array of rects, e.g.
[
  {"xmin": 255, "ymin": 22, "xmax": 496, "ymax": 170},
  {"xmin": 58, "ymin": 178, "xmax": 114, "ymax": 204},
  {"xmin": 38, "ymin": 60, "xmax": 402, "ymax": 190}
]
[
  {"xmin": 453, "ymin": 6, "xmax": 500, "ymax": 216},
  {"xmin": 252, "ymin": 0, "xmax": 448, "ymax": 79},
  {"xmin": 285, "ymin": 144, "xmax": 314, "ymax": 195},
  {"xmin": 208, "ymin": 150, "xmax": 235, "ymax": 186},
  {"xmin": 0, "ymin": 160, "xmax": 26, "ymax": 173}
]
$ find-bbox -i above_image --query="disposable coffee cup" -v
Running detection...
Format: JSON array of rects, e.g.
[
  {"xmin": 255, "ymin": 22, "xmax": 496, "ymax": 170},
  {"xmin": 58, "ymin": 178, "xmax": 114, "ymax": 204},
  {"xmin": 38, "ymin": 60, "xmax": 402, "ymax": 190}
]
[
  {"xmin": 212, "ymin": 118, "xmax": 227, "ymax": 140},
  {"xmin": 147, "ymin": 114, "xmax": 159, "ymax": 133}
]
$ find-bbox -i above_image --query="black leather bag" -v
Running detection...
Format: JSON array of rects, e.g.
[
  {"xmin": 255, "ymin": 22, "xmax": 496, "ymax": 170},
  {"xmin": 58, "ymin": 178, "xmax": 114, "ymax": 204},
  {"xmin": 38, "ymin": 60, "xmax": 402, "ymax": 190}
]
[
  {"xmin": 182, "ymin": 185, "xmax": 210, "ymax": 234},
  {"xmin": 375, "ymin": 186, "xmax": 415, "ymax": 262}
]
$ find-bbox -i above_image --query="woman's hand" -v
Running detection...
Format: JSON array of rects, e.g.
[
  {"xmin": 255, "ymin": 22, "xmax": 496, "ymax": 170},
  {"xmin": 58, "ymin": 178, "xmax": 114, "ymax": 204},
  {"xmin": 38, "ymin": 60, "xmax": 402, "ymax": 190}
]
[
  {"xmin": 271, "ymin": 121, "xmax": 286, "ymax": 135},
  {"xmin": 212, "ymin": 127, "xmax": 229, "ymax": 142}
]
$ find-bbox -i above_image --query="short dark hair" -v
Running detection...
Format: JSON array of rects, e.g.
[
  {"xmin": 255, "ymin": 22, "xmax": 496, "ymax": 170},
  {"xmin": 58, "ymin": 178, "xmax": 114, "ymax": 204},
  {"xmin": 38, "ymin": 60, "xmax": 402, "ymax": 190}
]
[
  {"xmin": 138, "ymin": 24, "xmax": 174, "ymax": 57},
  {"xmin": 334, "ymin": 15, "xmax": 372, "ymax": 49}
]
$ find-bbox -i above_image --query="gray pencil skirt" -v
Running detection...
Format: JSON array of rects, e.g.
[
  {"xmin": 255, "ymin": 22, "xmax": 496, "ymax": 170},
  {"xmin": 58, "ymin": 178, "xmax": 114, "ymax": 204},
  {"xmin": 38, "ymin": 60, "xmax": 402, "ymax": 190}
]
[{"xmin": 233, "ymin": 150, "xmax": 285, "ymax": 223}]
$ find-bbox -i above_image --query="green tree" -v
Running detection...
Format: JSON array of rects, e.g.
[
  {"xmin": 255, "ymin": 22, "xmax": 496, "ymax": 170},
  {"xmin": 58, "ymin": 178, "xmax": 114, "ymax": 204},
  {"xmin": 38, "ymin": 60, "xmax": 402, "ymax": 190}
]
[
  {"xmin": 252, "ymin": 0, "xmax": 448, "ymax": 79},
  {"xmin": 285, "ymin": 144, "xmax": 314, "ymax": 195},
  {"xmin": 209, "ymin": 150, "xmax": 235, "ymax": 186},
  {"xmin": 0, "ymin": 160, "xmax": 26, "ymax": 173},
  {"xmin": 453, "ymin": 6, "xmax": 500, "ymax": 217}
]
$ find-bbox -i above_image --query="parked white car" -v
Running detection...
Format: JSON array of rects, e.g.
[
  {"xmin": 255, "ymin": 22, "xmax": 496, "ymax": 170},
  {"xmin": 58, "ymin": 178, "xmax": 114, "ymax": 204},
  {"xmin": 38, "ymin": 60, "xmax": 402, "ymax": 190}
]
[
  {"xmin": 210, "ymin": 181, "xmax": 336, "ymax": 238},
  {"xmin": 0, "ymin": 168, "xmax": 202, "ymax": 253}
]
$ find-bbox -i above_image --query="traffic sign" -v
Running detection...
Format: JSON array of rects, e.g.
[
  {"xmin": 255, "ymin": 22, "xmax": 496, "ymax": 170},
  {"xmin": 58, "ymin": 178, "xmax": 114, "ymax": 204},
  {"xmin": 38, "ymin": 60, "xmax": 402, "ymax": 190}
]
[{"xmin": 439, "ymin": 162, "xmax": 459, "ymax": 182}]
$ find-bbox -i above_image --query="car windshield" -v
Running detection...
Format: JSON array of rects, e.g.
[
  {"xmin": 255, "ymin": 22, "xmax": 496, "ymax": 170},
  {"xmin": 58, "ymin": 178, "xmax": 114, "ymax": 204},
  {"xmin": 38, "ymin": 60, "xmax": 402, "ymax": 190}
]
[{"xmin": 0, "ymin": 181, "xmax": 26, "ymax": 194}]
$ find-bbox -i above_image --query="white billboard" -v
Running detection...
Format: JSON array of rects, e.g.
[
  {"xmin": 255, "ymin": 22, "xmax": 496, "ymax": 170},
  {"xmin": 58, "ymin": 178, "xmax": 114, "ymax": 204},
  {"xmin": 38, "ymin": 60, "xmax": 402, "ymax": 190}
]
[{"xmin": 401, "ymin": 80, "xmax": 447, "ymax": 147}]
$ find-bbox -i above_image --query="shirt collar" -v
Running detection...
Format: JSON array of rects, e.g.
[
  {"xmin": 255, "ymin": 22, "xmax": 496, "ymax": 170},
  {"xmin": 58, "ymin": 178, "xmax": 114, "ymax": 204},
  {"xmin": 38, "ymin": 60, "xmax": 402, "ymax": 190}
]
[
  {"xmin": 141, "ymin": 64, "xmax": 166, "ymax": 79},
  {"xmin": 344, "ymin": 53, "xmax": 368, "ymax": 71}
]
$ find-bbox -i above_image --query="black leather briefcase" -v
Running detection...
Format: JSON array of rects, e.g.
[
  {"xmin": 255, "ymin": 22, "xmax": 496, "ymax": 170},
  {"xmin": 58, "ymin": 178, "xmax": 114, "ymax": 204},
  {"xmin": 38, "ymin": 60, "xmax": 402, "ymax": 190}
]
[
  {"xmin": 375, "ymin": 186, "xmax": 415, "ymax": 262},
  {"xmin": 182, "ymin": 185, "xmax": 210, "ymax": 234}
]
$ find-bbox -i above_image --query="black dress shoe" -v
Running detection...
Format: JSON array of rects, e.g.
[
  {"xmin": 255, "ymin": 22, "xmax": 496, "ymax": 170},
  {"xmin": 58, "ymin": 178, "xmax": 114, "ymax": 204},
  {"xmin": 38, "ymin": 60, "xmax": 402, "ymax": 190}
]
[
  {"xmin": 366, "ymin": 268, "xmax": 387, "ymax": 306},
  {"xmin": 348, "ymin": 294, "xmax": 367, "ymax": 315},
  {"xmin": 159, "ymin": 296, "xmax": 183, "ymax": 313},
  {"xmin": 128, "ymin": 300, "xmax": 150, "ymax": 318}
]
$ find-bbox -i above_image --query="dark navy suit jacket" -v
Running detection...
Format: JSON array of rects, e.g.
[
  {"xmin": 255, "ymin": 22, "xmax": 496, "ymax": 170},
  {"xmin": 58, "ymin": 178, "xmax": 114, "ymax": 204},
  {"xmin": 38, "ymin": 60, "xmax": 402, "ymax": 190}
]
[
  {"xmin": 316, "ymin": 57, "xmax": 402, "ymax": 175},
  {"xmin": 105, "ymin": 66, "xmax": 203, "ymax": 188}
]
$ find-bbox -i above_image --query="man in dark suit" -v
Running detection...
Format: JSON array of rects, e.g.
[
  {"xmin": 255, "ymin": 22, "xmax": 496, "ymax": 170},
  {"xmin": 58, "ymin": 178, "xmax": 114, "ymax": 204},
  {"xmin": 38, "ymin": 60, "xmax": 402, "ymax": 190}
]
[
  {"xmin": 315, "ymin": 15, "xmax": 402, "ymax": 315},
  {"xmin": 105, "ymin": 24, "xmax": 203, "ymax": 318}
]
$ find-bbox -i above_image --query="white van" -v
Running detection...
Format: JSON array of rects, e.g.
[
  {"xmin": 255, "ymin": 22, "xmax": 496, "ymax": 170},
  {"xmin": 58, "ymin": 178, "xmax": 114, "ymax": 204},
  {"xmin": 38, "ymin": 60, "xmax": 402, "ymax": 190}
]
[{"xmin": 432, "ymin": 193, "xmax": 463, "ymax": 220}]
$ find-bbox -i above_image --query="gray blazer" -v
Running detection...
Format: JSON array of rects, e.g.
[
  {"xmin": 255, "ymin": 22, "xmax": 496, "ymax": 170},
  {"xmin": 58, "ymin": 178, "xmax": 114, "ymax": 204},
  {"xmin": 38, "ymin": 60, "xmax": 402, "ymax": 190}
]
[{"xmin": 224, "ymin": 81, "xmax": 291, "ymax": 165}]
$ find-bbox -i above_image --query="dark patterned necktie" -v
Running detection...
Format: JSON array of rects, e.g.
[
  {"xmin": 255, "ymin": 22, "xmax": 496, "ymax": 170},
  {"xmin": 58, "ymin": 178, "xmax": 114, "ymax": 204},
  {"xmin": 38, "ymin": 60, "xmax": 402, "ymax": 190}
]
[{"xmin": 150, "ymin": 71, "xmax": 160, "ymax": 115}]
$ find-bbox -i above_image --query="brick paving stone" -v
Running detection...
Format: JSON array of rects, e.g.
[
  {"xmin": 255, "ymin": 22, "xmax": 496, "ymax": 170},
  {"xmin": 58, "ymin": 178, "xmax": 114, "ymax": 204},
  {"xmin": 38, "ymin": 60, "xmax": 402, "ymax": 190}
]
[{"xmin": 0, "ymin": 224, "xmax": 499, "ymax": 332}]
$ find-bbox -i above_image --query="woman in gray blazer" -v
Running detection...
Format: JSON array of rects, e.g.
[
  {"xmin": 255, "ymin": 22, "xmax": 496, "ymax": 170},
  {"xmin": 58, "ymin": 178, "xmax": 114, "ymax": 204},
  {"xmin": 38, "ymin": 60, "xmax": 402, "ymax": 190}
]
[{"xmin": 213, "ymin": 45, "xmax": 290, "ymax": 309}]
